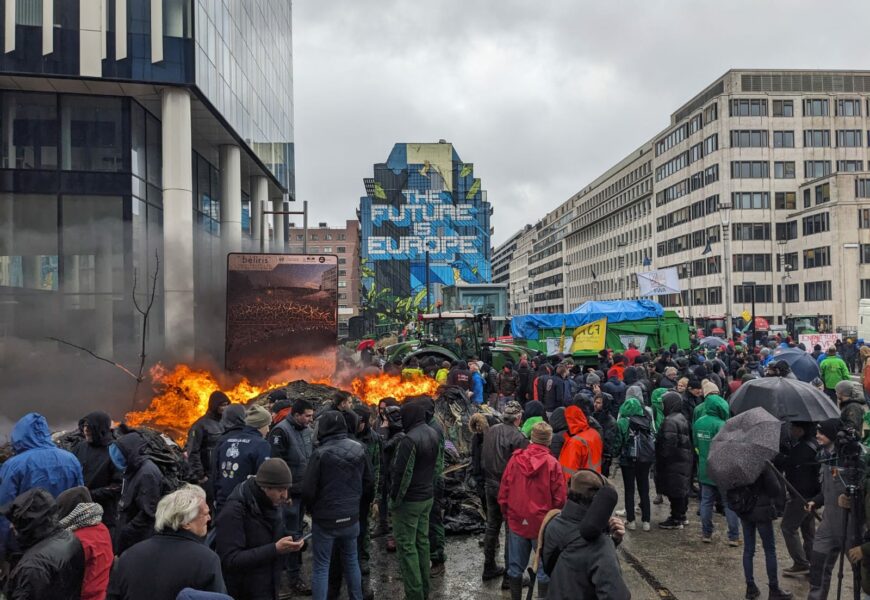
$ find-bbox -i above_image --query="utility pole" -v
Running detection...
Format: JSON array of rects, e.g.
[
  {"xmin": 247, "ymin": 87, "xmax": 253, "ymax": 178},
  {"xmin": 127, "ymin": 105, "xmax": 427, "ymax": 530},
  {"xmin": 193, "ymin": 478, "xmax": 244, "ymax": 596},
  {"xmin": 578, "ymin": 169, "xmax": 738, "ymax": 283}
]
[{"xmin": 719, "ymin": 201, "xmax": 734, "ymax": 340}]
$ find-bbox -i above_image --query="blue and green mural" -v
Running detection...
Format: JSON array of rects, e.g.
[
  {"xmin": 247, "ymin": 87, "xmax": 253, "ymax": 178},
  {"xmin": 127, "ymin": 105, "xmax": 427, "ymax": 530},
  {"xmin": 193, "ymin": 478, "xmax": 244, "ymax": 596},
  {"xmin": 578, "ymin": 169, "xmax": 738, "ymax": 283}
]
[{"xmin": 359, "ymin": 142, "xmax": 492, "ymax": 326}]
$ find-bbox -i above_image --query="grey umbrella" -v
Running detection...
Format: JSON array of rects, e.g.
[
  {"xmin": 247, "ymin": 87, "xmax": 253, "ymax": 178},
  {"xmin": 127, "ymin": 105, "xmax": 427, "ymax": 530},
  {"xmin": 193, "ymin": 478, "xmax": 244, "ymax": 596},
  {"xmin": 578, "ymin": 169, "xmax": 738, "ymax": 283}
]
[
  {"xmin": 707, "ymin": 407, "xmax": 783, "ymax": 491},
  {"xmin": 699, "ymin": 336, "xmax": 727, "ymax": 349},
  {"xmin": 729, "ymin": 376, "xmax": 840, "ymax": 422}
]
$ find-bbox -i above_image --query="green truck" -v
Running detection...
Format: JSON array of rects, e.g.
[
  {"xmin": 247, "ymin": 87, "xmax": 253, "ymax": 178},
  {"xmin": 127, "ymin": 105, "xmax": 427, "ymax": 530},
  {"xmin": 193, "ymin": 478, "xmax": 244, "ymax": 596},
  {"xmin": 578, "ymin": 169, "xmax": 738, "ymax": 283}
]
[{"xmin": 510, "ymin": 300, "xmax": 691, "ymax": 365}]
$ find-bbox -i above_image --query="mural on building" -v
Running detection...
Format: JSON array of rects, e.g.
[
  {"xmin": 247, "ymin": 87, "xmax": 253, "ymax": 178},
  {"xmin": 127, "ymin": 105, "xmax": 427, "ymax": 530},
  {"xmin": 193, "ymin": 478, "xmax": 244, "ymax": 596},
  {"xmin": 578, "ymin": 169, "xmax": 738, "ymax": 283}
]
[{"xmin": 359, "ymin": 142, "xmax": 492, "ymax": 326}]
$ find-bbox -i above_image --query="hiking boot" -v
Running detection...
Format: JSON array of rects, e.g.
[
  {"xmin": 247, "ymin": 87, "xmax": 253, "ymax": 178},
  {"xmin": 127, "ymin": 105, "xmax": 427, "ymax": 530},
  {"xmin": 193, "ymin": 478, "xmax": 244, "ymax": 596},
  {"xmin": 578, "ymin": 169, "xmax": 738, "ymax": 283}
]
[
  {"xmin": 681, "ymin": 518, "xmax": 690, "ymax": 526},
  {"xmin": 768, "ymin": 587, "xmax": 793, "ymax": 600},
  {"xmin": 430, "ymin": 561, "xmax": 446, "ymax": 577},
  {"xmin": 781, "ymin": 564, "xmax": 809, "ymax": 578},
  {"xmin": 745, "ymin": 582, "xmax": 760, "ymax": 600},
  {"xmin": 658, "ymin": 518, "xmax": 684, "ymax": 530},
  {"xmin": 501, "ymin": 573, "xmax": 511, "ymax": 590},
  {"xmin": 537, "ymin": 580, "xmax": 549, "ymax": 599},
  {"xmin": 290, "ymin": 579, "xmax": 312, "ymax": 596},
  {"xmin": 626, "ymin": 520, "xmax": 637, "ymax": 531},
  {"xmin": 653, "ymin": 494, "xmax": 664, "ymax": 505},
  {"xmin": 386, "ymin": 536, "xmax": 397, "ymax": 552},
  {"xmin": 728, "ymin": 538, "xmax": 742, "ymax": 547},
  {"xmin": 509, "ymin": 576, "xmax": 523, "ymax": 600},
  {"xmin": 701, "ymin": 534, "xmax": 712, "ymax": 543},
  {"xmin": 482, "ymin": 563, "xmax": 505, "ymax": 581},
  {"xmin": 642, "ymin": 521, "xmax": 651, "ymax": 531}
]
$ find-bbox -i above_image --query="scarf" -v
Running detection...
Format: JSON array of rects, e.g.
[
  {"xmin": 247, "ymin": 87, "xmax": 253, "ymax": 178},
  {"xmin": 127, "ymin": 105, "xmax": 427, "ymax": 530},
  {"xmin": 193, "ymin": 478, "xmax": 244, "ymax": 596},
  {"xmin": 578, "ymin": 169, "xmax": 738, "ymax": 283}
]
[{"xmin": 59, "ymin": 502, "xmax": 104, "ymax": 531}]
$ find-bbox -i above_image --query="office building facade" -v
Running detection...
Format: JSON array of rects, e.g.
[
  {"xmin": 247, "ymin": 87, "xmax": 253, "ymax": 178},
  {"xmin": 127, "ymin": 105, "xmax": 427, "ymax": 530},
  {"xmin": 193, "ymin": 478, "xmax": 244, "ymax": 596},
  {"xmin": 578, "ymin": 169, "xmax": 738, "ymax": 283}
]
[
  {"xmin": 0, "ymin": 0, "xmax": 295, "ymax": 369},
  {"xmin": 510, "ymin": 70, "xmax": 870, "ymax": 333}
]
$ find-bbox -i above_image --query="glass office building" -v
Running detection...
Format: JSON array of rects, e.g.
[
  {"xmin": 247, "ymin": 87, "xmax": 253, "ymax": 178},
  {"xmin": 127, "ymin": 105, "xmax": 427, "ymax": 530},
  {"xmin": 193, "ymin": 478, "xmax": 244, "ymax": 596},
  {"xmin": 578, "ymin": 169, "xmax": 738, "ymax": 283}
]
[{"xmin": 0, "ymin": 0, "xmax": 294, "ymax": 404}]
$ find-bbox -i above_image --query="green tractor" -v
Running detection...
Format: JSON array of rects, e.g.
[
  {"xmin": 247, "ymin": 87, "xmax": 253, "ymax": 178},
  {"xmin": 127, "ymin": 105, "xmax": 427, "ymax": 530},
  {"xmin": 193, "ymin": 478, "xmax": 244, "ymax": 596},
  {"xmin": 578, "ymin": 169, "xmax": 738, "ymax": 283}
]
[{"xmin": 385, "ymin": 311, "xmax": 530, "ymax": 370}]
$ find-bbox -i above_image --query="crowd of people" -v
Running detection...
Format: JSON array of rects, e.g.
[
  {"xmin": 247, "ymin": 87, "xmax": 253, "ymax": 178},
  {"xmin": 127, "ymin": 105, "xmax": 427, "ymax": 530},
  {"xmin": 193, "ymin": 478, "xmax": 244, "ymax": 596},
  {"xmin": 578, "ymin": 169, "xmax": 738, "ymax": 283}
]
[{"xmin": 1, "ymin": 332, "xmax": 869, "ymax": 600}]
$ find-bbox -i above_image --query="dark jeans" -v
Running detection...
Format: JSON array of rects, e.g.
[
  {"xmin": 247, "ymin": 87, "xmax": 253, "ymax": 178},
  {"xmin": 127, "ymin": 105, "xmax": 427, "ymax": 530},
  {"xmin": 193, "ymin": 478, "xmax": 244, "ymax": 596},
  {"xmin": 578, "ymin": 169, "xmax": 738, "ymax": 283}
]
[
  {"xmin": 312, "ymin": 522, "xmax": 362, "ymax": 600},
  {"xmin": 668, "ymin": 495, "xmax": 688, "ymax": 521},
  {"xmin": 780, "ymin": 495, "xmax": 815, "ymax": 569},
  {"xmin": 484, "ymin": 485, "xmax": 509, "ymax": 568},
  {"xmin": 429, "ymin": 480, "xmax": 446, "ymax": 563},
  {"xmin": 741, "ymin": 519, "xmax": 778, "ymax": 589},
  {"xmin": 621, "ymin": 461, "xmax": 652, "ymax": 523},
  {"xmin": 284, "ymin": 496, "xmax": 305, "ymax": 581},
  {"xmin": 808, "ymin": 548, "xmax": 860, "ymax": 600}
]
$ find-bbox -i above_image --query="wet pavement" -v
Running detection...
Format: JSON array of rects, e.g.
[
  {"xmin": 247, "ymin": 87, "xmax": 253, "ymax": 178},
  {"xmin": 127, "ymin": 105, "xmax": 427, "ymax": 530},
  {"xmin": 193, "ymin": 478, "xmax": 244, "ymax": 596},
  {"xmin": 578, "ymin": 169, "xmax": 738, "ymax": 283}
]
[{"xmin": 355, "ymin": 470, "xmax": 856, "ymax": 599}]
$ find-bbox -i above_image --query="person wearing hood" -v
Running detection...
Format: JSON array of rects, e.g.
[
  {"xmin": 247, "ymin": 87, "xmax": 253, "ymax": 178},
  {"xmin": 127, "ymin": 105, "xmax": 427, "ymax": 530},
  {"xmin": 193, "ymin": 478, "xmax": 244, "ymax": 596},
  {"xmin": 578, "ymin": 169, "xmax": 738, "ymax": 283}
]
[
  {"xmin": 516, "ymin": 359, "xmax": 533, "ymax": 404},
  {"xmin": 2, "ymin": 488, "xmax": 85, "ymax": 600},
  {"xmin": 302, "ymin": 410, "xmax": 372, "ymax": 600},
  {"xmin": 548, "ymin": 407, "xmax": 569, "ymax": 461},
  {"xmin": 693, "ymin": 395, "xmax": 740, "ymax": 545},
  {"xmin": 0, "ymin": 412, "xmax": 83, "ymax": 556},
  {"xmin": 655, "ymin": 391, "xmax": 693, "ymax": 529},
  {"xmin": 835, "ymin": 380, "xmax": 867, "ymax": 435},
  {"xmin": 410, "ymin": 397, "xmax": 448, "ymax": 578},
  {"xmin": 109, "ymin": 485, "xmax": 226, "ymax": 600},
  {"xmin": 57, "ymin": 486, "xmax": 112, "ymax": 600},
  {"xmin": 650, "ymin": 387, "xmax": 666, "ymax": 432},
  {"xmin": 498, "ymin": 423, "xmax": 567, "ymax": 599},
  {"xmin": 390, "ymin": 400, "xmax": 439, "ymax": 600},
  {"xmin": 592, "ymin": 393, "xmax": 619, "ymax": 477},
  {"xmin": 212, "ymin": 405, "xmax": 272, "ymax": 514},
  {"xmin": 72, "ymin": 411, "xmax": 122, "ymax": 533},
  {"xmin": 777, "ymin": 422, "xmax": 820, "ymax": 579},
  {"xmin": 112, "ymin": 431, "xmax": 166, "ymax": 554},
  {"xmin": 615, "ymin": 393, "xmax": 656, "ymax": 531},
  {"xmin": 186, "ymin": 391, "xmax": 230, "ymax": 489},
  {"xmin": 520, "ymin": 400, "xmax": 547, "ymax": 438},
  {"xmin": 558, "ymin": 405, "xmax": 604, "ymax": 479}
]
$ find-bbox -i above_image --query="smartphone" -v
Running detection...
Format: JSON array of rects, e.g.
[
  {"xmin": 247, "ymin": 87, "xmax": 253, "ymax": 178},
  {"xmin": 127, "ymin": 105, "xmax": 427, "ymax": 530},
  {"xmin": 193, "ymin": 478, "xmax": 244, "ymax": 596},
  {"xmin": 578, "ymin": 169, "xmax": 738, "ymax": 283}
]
[{"xmin": 299, "ymin": 532, "xmax": 313, "ymax": 542}]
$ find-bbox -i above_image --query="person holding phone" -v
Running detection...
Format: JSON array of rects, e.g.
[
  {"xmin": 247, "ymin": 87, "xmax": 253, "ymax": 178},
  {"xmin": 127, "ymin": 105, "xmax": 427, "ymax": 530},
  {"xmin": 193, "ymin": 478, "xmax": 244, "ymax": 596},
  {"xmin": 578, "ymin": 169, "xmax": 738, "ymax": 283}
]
[{"xmin": 215, "ymin": 458, "xmax": 304, "ymax": 600}]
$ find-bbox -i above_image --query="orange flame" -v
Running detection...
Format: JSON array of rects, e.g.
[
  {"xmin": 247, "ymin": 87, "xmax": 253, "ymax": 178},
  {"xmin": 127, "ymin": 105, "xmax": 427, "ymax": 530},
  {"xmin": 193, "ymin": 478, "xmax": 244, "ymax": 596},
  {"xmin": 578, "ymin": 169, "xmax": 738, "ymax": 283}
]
[{"xmin": 351, "ymin": 374, "xmax": 440, "ymax": 405}]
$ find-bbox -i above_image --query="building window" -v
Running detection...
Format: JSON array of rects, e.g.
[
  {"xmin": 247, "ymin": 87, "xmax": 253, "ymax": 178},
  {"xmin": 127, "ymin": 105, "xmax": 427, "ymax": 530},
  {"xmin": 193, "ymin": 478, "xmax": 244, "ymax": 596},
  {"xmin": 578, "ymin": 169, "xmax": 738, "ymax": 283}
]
[
  {"xmin": 862, "ymin": 280, "xmax": 870, "ymax": 298},
  {"xmin": 861, "ymin": 245, "xmax": 870, "ymax": 264},
  {"xmin": 61, "ymin": 96, "xmax": 126, "ymax": 172},
  {"xmin": 838, "ymin": 160, "xmax": 864, "ymax": 172},
  {"xmin": 804, "ymin": 161, "xmax": 831, "ymax": 179},
  {"xmin": 804, "ymin": 281, "xmax": 832, "ymax": 301},
  {"xmin": 803, "ymin": 189, "xmax": 811, "ymax": 208},
  {"xmin": 338, "ymin": 293, "xmax": 347, "ymax": 300},
  {"xmin": 774, "ymin": 161, "xmax": 795, "ymax": 179},
  {"xmin": 803, "ymin": 246, "xmax": 831, "ymax": 269},
  {"xmin": 773, "ymin": 131, "xmax": 795, "ymax": 148},
  {"xmin": 338, "ymin": 270, "xmax": 347, "ymax": 277},
  {"xmin": 773, "ymin": 100, "xmax": 794, "ymax": 117},
  {"xmin": 338, "ymin": 281, "xmax": 347, "ymax": 288},
  {"xmin": 704, "ymin": 134, "xmax": 718, "ymax": 155},
  {"xmin": 731, "ymin": 161, "xmax": 769, "ymax": 179},
  {"xmin": 733, "ymin": 254, "xmax": 772, "ymax": 272},
  {"xmin": 731, "ymin": 130, "xmax": 768, "ymax": 148},
  {"xmin": 337, "ymin": 246, "xmax": 346, "ymax": 253},
  {"xmin": 1, "ymin": 92, "xmax": 58, "ymax": 169},
  {"xmin": 856, "ymin": 179, "xmax": 870, "ymax": 198},
  {"xmin": 325, "ymin": 233, "xmax": 333, "ymax": 240},
  {"xmin": 732, "ymin": 192, "xmax": 770, "ymax": 209},
  {"xmin": 815, "ymin": 183, "xmax": 830, "ymax": 205},
  {"xmin": 734, "ymin": 285, "xmax": 773, "ymax": 303},
  {"xmin": 837, "ymin": 130, "xmax": 862, "ymax": 147},
  {"xmin": 802, "ymin": 212, "xmax": 830, "ymax": 236},
  {"xmin": 705, "ymin": 103, "xmax": 718, "ymax": 123},
  {"xmin": 803, "ymin": 130, "xmax": 830, "ymax": 147},
  {"xmin": 775, "ymin": 192, "xmax": 796, "ymax": 210},
  {"xmin": 338, "ymin": 258, "xmax": 347, "ymax": 265},
  {"xmin": 310, "ymin": 233, "xmax": 318, "ymax": 241},
  {"xmin": 860, "ymin": 209, "xmax": 870, "ymax": 229},
  {"xmin": 322, "ymin": 247, "xmax": 332, "ymax": 253},
  {"xmin": 778, "ymin": 252, "xmax": 799, "ymax": 271},
  {"xmin": 777, "ymin": 284, "xmax": 800, "ymax": 303},
  {"xmin": 732, "ymin": 223, "xmax": 771, "ymax": 241},
  {"xmin": 775, "ymin": 221, "xmax": 798, "ymax": 240},
  {"xmin": 803, "ymin": 99, "xmax": 829, "ymax": 117},
  {"xmin": 838, "ymin": 99, "xmax": 862, "ymax": 116},
  {"xmin": 730, "ymin": 99, "xmax": 768, "ymax": 117}
]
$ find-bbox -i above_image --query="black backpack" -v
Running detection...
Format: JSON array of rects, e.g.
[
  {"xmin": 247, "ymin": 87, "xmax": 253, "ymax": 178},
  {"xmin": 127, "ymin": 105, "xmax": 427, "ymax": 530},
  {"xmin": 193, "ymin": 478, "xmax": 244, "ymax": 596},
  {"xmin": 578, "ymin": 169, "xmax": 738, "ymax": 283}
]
[
  {"xmin": 622, "ymin": 414, "xmax": 655, "ymax": 464},
  {"xmin": 726, "ymin": 483, "xmax": 759, "ymax": 518}
]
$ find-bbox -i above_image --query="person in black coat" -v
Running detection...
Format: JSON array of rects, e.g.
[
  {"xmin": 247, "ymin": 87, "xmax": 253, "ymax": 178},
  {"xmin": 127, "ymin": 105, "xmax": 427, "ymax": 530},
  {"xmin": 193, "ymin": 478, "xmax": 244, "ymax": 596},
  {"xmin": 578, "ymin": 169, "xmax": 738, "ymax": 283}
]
[
  {"xmin": 778, "ymin": 422, "xmax": 820, "ymax": 576},
  {"xmin": 516, "ymin": 359, "xmax": 533, "ymax": 404},
  {"xmin": 72, "ymin": 411, "xmax": 121, "ymax": 531},
  {"xmin": 186, "ymin": 391, "xmax": 229, "ymax": 487},
  {"xmin": 2, "ymin": 488, "xmax": 85, "ymax": 600},
  {"xmin": 655, "ymin": 391, "xmax": 693, "ymax": 529},
  {"xmin": 549, "ymin": 407, "xmax": 569, "ymax": 460},
  {"xmin": 215, "ymin": 459, "xmax": 303, "ymax": 600},
  {"xmin": 212, "ymin": 406, "xmax": 272, "ymax": 514},
  {"xmin": 109, "ymin": 485, "xmax": 226, "ymax": 600},
  {"xmin": 111, "ymin": 432, "xmax": 166, "ymax": 554},
  {"xmin": 592, "ymin": 394, "xmax": 619, "ymax": 477}
]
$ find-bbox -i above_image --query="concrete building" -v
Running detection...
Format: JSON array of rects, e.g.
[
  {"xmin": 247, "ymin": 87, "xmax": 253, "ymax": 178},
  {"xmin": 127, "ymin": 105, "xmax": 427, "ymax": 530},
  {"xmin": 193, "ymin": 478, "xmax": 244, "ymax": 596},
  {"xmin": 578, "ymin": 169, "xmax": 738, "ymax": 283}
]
[
  {"xmin": 492, "ymin": 225, "xmax": 529, "ymax": 285},
  {"xmin": 511, "ymin": 69, "xmax": 870, "ymax": 333},
  {"xmin": 0, "ymin": 1, "xmax": 294, "ymax": 366},
  {"xmin": 287, "ymin": 220, "xmax": 361, "ymax": 338}
]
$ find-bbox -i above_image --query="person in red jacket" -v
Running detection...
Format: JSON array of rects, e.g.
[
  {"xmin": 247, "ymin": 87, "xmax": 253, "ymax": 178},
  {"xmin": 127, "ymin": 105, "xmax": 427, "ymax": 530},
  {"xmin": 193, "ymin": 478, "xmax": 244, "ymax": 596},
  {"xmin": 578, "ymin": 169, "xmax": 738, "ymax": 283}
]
[
  {"xmin": 559, "ymin": 405, "xmax": 604, "ymax": 479},
  {"xmin": 498, "ymin": 423, "xmax": 566, "ymax": 600},
  {"xmin": 606, "ymin": 355, "xmax": 626, "ymax": 381},
  {"xmin": 623, "ymin": 343, "xmax": 641, "ymax": 366},
  {"xmin": 56, "ymin": 486, "xmax": 113, "ymax": 600}
]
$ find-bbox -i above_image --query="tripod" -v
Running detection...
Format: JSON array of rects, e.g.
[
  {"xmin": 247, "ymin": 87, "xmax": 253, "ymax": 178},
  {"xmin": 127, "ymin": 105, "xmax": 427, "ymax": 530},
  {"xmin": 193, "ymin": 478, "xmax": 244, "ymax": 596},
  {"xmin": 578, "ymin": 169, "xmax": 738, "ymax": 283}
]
[{"xmin": 834, "ymin": 476, "xmax": 865, "ymax": 600}]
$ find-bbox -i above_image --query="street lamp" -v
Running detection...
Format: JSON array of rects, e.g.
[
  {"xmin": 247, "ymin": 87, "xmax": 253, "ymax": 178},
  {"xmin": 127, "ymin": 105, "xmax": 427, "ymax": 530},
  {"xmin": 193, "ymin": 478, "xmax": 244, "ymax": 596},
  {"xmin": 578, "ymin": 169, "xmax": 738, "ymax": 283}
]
[
  {"xmin": 777, "ymin": 240, "xmax": 790, "ymax": 328},
  {"xmin": 617, "ymin": 240, "xmax": 627, "ymax": 300},
  {"xmin": 719, "ymin": 200, "xmax": 734, "ymax": 340},
  {"xmin": 743, "ymin": 280, "xmax": 757, "ymax": 346}
]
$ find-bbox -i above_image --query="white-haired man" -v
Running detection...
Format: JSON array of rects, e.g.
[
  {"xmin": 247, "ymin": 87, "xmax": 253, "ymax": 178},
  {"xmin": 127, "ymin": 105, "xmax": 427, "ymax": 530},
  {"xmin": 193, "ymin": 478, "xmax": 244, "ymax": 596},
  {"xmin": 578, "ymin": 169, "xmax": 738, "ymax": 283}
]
[{"xmin": 107, "ymin": 485, "xmax": 226, "ymax": 600}]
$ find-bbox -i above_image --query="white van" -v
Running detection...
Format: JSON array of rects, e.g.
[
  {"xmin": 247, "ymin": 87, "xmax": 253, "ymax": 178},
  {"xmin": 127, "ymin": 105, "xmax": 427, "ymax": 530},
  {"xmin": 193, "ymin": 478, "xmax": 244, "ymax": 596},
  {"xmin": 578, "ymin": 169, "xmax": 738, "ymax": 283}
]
[{"xmin": 858, "ymin": 299, "xmax": 870, "ymax": 341}]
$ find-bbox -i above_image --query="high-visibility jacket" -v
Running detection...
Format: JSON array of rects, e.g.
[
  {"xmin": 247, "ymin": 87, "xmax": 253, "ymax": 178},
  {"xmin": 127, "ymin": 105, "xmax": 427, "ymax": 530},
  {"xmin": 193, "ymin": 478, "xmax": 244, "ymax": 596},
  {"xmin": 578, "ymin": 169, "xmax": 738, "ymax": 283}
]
[{"xmin": 558, "ymin": 406, "xmax": 603, "ymax": 478}]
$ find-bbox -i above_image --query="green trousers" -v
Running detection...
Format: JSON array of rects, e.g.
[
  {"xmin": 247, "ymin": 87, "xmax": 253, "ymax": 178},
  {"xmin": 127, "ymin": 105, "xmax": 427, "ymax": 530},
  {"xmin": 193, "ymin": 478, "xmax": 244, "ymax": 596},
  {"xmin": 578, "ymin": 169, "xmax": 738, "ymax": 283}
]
[{"xmin": 392, "ymin": 498, "xmax": 434, "ymax": 600}]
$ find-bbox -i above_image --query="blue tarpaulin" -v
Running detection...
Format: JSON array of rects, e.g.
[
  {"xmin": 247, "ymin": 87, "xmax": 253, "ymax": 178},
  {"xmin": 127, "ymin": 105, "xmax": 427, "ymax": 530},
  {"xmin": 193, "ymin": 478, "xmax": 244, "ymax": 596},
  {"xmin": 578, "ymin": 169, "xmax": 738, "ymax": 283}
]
[{"xmin": 511, "ymin": 300, "xmax": 664, "ymax": 340}]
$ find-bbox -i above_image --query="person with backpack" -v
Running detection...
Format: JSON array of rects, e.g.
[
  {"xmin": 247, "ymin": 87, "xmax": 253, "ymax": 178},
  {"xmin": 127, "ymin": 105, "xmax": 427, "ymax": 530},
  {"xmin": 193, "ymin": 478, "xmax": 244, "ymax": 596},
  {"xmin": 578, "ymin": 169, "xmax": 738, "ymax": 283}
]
[
  {"xmin": 778, "ymin": 422, "xmax": 819, "ymax": 578},
  {"xmin": 729, "ymin": 466, "xmax": 793, "ymax": 600},
  {"xmin": 615, "ymin": 392, "xmax": 655, "ymax": 531},
  {"xmin": 592, "ymin": 393, "xmax": 619, "ymax": 478},
  {"xmin": 693, "ymin": 394, "xmax": 741, "ymax": 546},
  {"xmin": 111, "ymin": 431, "xmax": 167, "ymax": 554},
  {"xmin": 655, "ymin": 391, "xmax": 693, "ymax": 530}
]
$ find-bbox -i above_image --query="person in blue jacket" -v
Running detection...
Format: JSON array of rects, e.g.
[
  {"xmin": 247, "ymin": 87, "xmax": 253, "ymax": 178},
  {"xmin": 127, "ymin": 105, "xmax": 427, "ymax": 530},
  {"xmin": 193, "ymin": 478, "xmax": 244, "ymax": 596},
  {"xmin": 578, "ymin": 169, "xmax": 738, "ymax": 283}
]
[
  {"xmin": 212, "ymin": 405, "xmax": 272, "ymax": 514},
  {"xmin": 0, "ymin": 412, "xmax": 84, "ymax": 555},
  {"xmin": 470, "ymin": 363, "xmax": 485, "ymax": 404}
]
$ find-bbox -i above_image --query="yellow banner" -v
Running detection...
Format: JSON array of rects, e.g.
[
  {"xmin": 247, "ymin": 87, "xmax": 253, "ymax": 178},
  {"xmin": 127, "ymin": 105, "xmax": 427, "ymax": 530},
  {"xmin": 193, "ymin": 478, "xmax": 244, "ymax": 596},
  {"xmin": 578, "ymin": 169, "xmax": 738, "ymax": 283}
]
[{"xmin": 570, "ymin": 318, "xmax": 608, "ymax": 353}]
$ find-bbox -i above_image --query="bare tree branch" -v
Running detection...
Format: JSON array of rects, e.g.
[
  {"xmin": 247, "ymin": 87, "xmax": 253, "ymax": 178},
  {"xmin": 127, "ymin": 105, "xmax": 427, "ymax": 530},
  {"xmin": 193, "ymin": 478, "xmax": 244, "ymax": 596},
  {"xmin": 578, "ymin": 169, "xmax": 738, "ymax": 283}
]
[
  {"xmin": 47, "ymin": 337, "xmax": 140, "ymax": 380},
  {"xmin": 132, "ymin": 253, "xmax": 160, "ymax": 409}
]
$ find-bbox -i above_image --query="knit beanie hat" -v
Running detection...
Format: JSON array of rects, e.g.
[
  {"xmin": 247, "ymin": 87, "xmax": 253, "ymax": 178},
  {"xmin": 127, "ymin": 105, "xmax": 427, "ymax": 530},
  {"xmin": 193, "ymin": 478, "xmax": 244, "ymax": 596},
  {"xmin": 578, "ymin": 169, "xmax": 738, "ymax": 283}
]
[
  {"xmin": 702, "ymin": 379, "xmax": 719, "ymax": 397},
  {"xmin": 245, "ymin": 405, "xmax": 272, "ymax": 429},
  {"xmin": 255, "ymin": 458, "xmax": 293, "ymax": 488},
  {"xmin": 586, "ymin": 373, "xmax": 601, "ymax": 386},
  {"xmin": 504, "ymin": 401, "xmax": 523, "ymax": 420},
  {"xmin": 530, "ymin": 422, "xmax": 553, "ymax": 446},
  {"xmin": 817, "ymin": 418, "xmax": 840, "ymax": 443},
  {"xmin": 569, "ymin": 469, "xmax": 610, "ymax": 498}
]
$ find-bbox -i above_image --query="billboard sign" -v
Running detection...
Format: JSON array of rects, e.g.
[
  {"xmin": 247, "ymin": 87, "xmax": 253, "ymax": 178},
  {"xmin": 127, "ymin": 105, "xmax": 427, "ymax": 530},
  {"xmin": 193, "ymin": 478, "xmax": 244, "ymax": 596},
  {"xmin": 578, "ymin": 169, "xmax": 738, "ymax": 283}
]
[
  {"xmin": 637, "ymin": 268, "xmax": 680, "ymax": 296},
  {"xmin": 226, "ymin": 254, "xmax": 338, "ymax": 378},
  {"xmin": 798, "ymin": 333, "xmax": 842, "ymax": 352}
]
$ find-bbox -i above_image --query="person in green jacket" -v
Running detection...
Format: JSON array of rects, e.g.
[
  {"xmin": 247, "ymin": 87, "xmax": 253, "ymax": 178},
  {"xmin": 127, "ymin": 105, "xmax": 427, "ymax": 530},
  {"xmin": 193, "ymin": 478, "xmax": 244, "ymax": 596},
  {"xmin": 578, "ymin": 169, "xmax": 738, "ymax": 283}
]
[
  {"xmin": 693, "ymin": 395, "xmax": 740, "ymax": 545},
  {"xmin": 615, "ymin": 395, "xmax": 656, "ymax": 530},
  {"xmin": 819, "ymin": 346, "xmax": 851, "ymax": 401},
  {"xmin": 650, "ymin": 388, "xmax": 666, "ymax": 433}
]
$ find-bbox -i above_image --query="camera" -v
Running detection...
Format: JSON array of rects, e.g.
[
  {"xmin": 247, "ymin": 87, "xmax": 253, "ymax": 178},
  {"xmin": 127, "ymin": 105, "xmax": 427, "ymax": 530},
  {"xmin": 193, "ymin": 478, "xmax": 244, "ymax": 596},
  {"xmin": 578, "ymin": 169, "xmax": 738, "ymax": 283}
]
[{"xmin": 835, "ymin": 423, "xmax": 865, "ymax": 489}]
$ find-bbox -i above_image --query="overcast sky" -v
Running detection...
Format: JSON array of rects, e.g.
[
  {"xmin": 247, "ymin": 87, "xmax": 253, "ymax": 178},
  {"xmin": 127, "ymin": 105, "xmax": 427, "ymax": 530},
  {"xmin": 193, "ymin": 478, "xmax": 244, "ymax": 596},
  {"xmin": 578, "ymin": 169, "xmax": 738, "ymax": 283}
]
[{"xmin": 293, "ymin": 0, "xmax": 870, "ymax": 246}]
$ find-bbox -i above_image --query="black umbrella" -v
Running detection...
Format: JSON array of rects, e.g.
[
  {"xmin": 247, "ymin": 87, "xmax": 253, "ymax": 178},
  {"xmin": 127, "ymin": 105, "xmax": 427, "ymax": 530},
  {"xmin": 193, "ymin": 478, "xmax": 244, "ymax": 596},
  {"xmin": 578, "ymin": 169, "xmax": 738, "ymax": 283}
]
[
  {"xmin": 707, "ymin": 407, "xmax": 782, "ymax": 490},
  {"xmin": 699, "ymin": 336, "xmax": 727, "ymax": 349},
  {"xmin": 770, "ymin": 348, "xmax": 820, "ymax": 383},
  {"xmin": 729, "ymin": 376, "xmax": 839, "ymax": 422}
]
